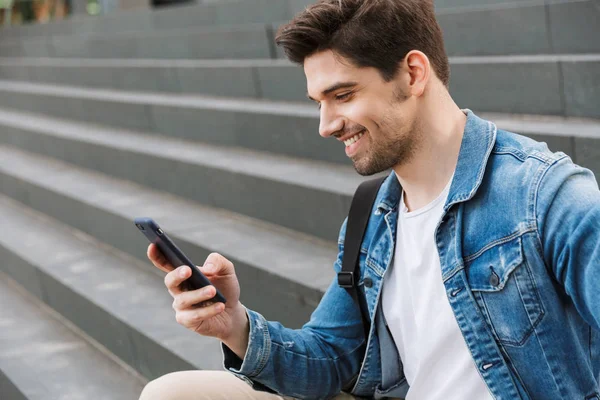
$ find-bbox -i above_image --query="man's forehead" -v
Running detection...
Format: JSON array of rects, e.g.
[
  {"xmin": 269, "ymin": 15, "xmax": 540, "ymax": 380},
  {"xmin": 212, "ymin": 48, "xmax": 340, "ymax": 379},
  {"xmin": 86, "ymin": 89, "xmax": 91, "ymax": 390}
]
[
  {"xmin": 304, "ymin": 51, "xmax": 361, "ymax": 97},
  {"xmin": 304, "ymin": 50, "xmax": 357, "ymax": 78}
]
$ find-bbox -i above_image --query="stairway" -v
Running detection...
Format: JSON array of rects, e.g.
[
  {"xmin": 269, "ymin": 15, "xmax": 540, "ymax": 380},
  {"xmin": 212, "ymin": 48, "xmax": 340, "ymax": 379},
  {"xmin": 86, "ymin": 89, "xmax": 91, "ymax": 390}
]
[{"xmin": 0, "ymin": 0, "xmax": 598, "ymax": 398}]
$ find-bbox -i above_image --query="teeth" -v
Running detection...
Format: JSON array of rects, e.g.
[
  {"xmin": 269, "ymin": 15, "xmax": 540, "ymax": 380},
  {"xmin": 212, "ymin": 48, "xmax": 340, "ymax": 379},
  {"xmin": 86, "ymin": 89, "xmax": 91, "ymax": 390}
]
[{"xmin": 344, "ymin": 131, "xmax": 364, "ymax": 147}]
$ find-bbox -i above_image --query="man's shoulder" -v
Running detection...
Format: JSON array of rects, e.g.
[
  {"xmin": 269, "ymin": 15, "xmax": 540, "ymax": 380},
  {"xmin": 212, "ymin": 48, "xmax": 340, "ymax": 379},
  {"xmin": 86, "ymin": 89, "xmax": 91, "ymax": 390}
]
[
  {"xmin": 492, "ymin": 128, "xmax": 568, "ymax": 167},
  {"xmin": 471, "ymin": 128, "xmax": 574, "ymax": 218},
  {"xmin": 481, "ymin": 127, "xmax": 597, "ymax": 216}
]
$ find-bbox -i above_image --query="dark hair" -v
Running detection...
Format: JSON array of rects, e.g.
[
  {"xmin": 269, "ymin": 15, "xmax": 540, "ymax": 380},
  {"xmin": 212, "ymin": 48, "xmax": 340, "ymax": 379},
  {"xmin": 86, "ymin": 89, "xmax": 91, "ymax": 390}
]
[{"xmin": 275, "ymin": 0, "xmax": 450, "ymax": 87}]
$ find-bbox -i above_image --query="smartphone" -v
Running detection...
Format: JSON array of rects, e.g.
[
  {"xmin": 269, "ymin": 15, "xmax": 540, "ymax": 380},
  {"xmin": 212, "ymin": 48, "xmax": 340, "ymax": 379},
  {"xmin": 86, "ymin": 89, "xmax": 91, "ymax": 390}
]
[{"xmin": 134, "ymin": 217, "xmax": 226, "ymax": 304}]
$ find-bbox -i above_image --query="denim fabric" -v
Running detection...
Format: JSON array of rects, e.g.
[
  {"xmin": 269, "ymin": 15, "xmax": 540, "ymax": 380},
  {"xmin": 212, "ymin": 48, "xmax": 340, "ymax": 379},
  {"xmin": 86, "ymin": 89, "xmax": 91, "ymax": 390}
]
[{"xmin": 223, "ymin": 110, "xmax": 600, "ymax": 400}]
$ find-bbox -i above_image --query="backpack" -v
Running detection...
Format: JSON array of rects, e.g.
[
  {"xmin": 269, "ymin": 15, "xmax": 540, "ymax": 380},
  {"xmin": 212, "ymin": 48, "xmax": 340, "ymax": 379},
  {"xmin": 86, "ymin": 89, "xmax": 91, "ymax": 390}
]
[{"xmin": 338, "ymin": 176, "xmax": 387, "ymax": 339}]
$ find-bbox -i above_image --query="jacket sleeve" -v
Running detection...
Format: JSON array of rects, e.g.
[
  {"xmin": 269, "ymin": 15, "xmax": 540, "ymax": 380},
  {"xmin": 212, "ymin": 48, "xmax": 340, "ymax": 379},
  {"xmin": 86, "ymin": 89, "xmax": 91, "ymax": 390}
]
[
  {"xmin": 221, "ymin": 218, "xmax": 367, "ymax": 400},
  {"xmin": 536, "ymin": 156, "xmax": 600, "ymax": 330}
]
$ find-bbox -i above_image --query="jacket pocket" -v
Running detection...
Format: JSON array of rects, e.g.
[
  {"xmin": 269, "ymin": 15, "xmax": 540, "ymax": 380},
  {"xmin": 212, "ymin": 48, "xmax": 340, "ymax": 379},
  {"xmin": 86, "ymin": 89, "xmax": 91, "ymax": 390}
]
[{"xmin": 466, "ymin": 235, "xmax": 545, "ymax": 346}]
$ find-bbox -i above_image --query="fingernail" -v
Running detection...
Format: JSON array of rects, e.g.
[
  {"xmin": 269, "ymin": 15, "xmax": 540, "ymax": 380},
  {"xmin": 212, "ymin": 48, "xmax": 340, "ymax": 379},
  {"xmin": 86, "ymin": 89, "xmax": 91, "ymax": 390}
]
[
  {"xmin": 204, "ymin": 263, "xmax": 215, "ymax": 272},
  {"xmin": 204, "ymin": 286, "xmax": 214, "ymax": 296},
  {"xmin": 179, "ymin": 267, "xmax": 187, "ymax": 277}
]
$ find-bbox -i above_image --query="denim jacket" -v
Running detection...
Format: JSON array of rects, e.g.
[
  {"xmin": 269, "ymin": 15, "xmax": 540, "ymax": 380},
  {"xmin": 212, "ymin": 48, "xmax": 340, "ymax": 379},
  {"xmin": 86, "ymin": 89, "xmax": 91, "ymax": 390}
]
[{"xmin": 223, "ymin": 110, "xmax": 600, "ymax": 400}]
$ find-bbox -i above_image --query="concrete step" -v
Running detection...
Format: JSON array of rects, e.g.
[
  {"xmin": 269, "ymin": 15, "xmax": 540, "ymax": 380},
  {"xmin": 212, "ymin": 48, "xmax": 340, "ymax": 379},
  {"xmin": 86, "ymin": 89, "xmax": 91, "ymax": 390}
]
[
  {"xmin": 0, "ymin": 106, "xmax": 363, "ymax": 241},
  {"xmin": 0, "ymin": 73, "xmax": 599, "ymax": 145},
  {"xmin": 0, "ymin": 0, "xmax": 289, "ymax": 40},
  {"xmin": 1, "ymin": 0, "xmax": 597, "ymax": 58},
  {"xmin": 0, "ymin": 80, "xmax": 339, "ymax": 162},
  {"xmin": 0, "ymin": 195, "xmax": 230, "ymax": 384},
  {"xmin": 0, "ymin": 270, "xmax": 147, "ymax": 400},
  {"xmin": 1, "ymin": 55, "xmax": 599, "ymax": 119},
  {"xmin": 0, "ymin": 106, "xmax": 598, "ymax": 238},
  {"xmin": 0, "ymin": 144, "xmax": 336, "ymax": 327},
  {"xmin": 437, "ymin": 0, "xmax": 600, "ymax": 56},
  {"xmin": 295, "ymin": 0, "xmax": 600, "ymax": 58},
  {"xmin": 0, "ymin": 23, "xmax": 276, "ymax": 60},
  {"xmin": 10, "ymin": 0, "xmax": 575, "ymax": 44},
  {"xmin": 1, "ymin": 101, "xmax": 596, "ymax": 181}
]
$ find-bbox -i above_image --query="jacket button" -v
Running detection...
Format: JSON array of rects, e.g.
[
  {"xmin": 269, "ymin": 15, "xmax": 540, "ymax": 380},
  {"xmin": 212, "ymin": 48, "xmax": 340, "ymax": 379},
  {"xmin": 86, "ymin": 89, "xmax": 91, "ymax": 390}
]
[
  {"xmin": 489, "ymin": 270, "xmax": 500, "ymax": 287},
  {"xmin": 481, "ymin": 362, "xmax": 494, "ymax": 371},
  {"xmin": 363, "ymin": 277, "xmax": 373, "ymax": 288}
]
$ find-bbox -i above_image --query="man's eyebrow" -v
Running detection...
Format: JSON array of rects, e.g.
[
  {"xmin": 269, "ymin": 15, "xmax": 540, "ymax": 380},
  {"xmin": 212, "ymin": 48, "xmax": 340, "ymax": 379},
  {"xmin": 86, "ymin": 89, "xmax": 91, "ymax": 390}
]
[{"xmin": 306, "ymin": 81, "xmax": 358, "ymax": 101}]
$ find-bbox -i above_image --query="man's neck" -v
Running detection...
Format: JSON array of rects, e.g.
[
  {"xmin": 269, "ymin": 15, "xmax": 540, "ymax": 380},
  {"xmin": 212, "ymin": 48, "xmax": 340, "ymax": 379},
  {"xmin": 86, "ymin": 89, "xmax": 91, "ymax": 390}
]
[{"xmin": 393, "ymin": 100, "xmax": 466, "ymax": 213}]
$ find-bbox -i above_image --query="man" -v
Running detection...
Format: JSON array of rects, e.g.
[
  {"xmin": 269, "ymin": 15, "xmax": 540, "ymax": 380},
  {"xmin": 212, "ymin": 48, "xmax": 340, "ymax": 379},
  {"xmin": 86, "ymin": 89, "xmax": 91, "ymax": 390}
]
[{"xmin": 139, "ymin": 0, "xmax": 600, "ymax": 399}]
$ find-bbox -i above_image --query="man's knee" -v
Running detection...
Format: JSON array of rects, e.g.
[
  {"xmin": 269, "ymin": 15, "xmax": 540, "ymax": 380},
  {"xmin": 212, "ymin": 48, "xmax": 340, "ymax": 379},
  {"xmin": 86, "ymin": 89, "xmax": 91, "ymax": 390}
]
[
  {"xmin": 139, "ymin": 370, "xmax": 234, "ymax": 400},
  {"xmin": 138, "ymin": 370, "xmax": 360, "ymax": 400}
]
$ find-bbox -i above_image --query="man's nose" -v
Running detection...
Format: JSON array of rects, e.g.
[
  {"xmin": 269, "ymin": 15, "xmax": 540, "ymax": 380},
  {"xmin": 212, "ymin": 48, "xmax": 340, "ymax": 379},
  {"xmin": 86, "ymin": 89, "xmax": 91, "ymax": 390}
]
[{"xmin": 318, "ymin": 105, "xmax": 344, "ymax": 138}]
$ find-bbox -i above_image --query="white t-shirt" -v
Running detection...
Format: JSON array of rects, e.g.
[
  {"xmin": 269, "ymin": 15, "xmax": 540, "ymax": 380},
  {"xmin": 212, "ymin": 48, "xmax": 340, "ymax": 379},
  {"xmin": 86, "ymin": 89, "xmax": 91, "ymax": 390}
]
[{"xmin": 381, "ymin": 176, "xmax": 493, "ymax": 400}]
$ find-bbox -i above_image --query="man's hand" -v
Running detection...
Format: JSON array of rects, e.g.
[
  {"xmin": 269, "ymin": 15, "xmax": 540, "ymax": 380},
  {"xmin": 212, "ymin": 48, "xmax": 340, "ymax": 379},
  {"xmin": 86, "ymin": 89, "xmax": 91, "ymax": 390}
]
[{"xmin": 147, "ymin": 244, "xmax": 250, "ymax": 359}]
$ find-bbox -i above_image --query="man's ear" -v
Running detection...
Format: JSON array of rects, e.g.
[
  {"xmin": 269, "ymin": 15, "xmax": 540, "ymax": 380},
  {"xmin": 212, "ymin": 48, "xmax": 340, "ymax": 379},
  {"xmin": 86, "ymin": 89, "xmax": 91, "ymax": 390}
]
[{"xmin": 403, "ymin": 50, "xmax": 431, "ymax": 97}]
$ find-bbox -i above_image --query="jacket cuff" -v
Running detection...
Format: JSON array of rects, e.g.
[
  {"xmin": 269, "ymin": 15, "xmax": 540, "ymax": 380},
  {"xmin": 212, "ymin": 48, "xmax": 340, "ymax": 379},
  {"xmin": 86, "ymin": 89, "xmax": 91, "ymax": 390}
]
[{"xmin": 221, "ymin": 308, "xmax": 271, "ymax": 379}]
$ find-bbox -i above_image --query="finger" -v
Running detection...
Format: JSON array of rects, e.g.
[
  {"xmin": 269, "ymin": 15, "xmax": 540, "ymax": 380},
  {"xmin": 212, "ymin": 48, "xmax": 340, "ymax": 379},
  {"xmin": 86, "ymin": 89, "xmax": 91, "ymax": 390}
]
[
  {"xmin": 164, "ymin": 265, "xmax": 192, "ymax": 296},
  {"xmin": 172, "ymin": 285, "xmax": 217, "ymax": 311},
  {"xmin": 148, "ymin": 243, "xmax": 174, "ymax": 273},
  {"xmin": 202, "ymin": 253, "xmax": 235, "ymax": 277},
  {"xmin": 175, "ymin": 302, "xmax": 226, "ymax": 327}
]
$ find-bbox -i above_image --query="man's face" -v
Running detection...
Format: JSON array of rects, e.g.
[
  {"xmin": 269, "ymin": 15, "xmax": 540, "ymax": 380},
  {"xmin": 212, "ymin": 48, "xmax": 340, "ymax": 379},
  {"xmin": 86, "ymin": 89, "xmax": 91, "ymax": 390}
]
[{"xmin": 305, "ymin": 50, "xmax": 420, "ymax": 176}]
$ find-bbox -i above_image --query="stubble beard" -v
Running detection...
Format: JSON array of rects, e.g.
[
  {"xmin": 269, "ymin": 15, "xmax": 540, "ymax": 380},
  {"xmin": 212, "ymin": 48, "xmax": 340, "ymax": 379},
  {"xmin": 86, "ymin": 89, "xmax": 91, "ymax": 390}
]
[
  {"xmin": 352, "ymin": 85, "xmax": 418, "ymax": 176},
  {"xmin": 351, "ymin": 118, "xmax": 419, "ymax": 176}
]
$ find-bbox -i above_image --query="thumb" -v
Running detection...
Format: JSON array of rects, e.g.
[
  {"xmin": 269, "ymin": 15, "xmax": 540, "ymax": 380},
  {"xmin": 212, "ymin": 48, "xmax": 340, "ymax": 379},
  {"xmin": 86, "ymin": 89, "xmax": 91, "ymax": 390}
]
[{"xmin": 202, "ymin": 253, "xmax": 234, "ymax": 276}]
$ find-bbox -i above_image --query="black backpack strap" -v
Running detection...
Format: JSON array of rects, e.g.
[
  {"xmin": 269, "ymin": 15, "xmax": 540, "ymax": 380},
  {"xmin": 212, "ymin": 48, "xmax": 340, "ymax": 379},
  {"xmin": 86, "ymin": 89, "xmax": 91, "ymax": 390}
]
[{"xmin": 339, "ymin": 176, "xmax": 387, "ymax": 339}]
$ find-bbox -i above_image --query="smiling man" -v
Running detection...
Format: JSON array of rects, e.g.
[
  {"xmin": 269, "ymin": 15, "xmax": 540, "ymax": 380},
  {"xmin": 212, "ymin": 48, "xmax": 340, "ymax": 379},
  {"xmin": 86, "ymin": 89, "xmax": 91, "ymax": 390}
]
[{"xmin": 139, "ymin": 1, "xmax": 600, "ymax": 399}]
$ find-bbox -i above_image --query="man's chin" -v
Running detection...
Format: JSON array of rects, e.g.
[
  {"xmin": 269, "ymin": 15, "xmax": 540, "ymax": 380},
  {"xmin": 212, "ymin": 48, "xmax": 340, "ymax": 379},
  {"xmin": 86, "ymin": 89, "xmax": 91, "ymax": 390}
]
[
  {"xmin": 352, "ymin": 154, "xmax": 396, "ymax": 176},
  {"xmin": 352, "ymin": 161, "xmax": 382, "ymax": 177}
]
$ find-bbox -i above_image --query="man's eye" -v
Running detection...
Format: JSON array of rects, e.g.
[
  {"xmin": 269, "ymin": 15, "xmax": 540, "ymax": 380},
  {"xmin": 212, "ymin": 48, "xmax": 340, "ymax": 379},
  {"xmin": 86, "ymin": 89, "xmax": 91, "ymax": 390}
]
[{"xmin": 317, "ymin": 93, "xmax": 352, "ymax": 109}]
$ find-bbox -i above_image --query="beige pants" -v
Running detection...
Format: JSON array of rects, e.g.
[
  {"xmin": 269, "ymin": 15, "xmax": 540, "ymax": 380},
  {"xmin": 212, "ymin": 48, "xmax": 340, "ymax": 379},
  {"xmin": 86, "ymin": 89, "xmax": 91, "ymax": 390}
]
[{"xmin": 139, "ymin": 370, "xmax": 357, "ymax": 400}]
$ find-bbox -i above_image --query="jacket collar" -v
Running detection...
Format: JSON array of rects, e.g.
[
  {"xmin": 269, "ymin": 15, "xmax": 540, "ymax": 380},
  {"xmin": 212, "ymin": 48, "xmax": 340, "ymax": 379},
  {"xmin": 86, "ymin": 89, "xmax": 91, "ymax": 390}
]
[{"xmin": 375, "ymin": 110, "xmax": 497, "ymax": 213}]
